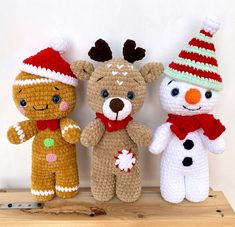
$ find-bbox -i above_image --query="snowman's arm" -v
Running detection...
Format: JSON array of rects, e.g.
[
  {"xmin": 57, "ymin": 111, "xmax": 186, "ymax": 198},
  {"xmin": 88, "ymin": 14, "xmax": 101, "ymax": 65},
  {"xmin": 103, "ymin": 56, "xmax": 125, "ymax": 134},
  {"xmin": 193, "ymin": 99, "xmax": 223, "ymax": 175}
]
[
  {"xmin": 200, "ymin": 131, "xmax": 225, "ymax": 154},
  {"xmin": 149, "ymin": 122, "xmax": 173, "ymax": 154}
]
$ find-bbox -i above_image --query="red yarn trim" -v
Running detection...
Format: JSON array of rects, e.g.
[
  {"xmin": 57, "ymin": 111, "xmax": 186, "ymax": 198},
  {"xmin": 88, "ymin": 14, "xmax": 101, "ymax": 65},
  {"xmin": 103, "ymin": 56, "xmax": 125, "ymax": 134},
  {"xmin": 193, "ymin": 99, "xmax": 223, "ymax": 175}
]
[
  {"xmin": 23, "ymin": 48, "xmax": 75, "ymax": 78},
  {"xmin": 167, "ymin": 114, "xmax": 225, "ymax": 140},
  {"xmin": 96, "ymin": 113, "xmax": 133, "ymax": 132},
  {"xmin": 179, "ymin": 51, "xmax": 218, "ymax": 66},
  {"xmin": 200, "ymin": 29, "xmax": 213, "ymax": 37},
  {"xmin": 189, "ymin": 38, "xmax": 215, "ymax": 51},
  {"xmin": 169, "ymin": 62, "xmax": 222, "ymax": 82}
]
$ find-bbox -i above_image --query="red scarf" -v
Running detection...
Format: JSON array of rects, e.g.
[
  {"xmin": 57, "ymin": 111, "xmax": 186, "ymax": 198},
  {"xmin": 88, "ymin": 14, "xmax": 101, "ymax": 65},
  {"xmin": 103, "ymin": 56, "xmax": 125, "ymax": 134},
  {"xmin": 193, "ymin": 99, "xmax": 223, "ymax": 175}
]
[
  {"xmin": 36, "ymin": 119, "xmax": 59, "ymax": 131},
  {"xmin": 96, "ymin": 113, "xmax": 133, "ymax": 132},
  {"xmin": 167, "ymin": 114, "xmax": 225, "ymax": 140}
]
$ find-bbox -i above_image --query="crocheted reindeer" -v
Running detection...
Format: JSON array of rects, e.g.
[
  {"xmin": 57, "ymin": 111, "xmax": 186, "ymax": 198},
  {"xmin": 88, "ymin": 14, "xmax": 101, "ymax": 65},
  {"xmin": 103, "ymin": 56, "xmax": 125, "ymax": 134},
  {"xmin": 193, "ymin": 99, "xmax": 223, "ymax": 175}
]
[{"xmin": 71, "ymin": 39, "xmax": 163, "ymax": 202}]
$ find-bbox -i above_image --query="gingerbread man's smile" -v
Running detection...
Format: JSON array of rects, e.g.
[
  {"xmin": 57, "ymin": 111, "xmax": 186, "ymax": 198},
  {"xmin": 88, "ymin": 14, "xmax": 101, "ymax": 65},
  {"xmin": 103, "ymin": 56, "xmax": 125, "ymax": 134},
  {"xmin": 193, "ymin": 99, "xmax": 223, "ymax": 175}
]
[{"xmin": 33, "ymin": 104, "xmax": 48, "ymax": 111}]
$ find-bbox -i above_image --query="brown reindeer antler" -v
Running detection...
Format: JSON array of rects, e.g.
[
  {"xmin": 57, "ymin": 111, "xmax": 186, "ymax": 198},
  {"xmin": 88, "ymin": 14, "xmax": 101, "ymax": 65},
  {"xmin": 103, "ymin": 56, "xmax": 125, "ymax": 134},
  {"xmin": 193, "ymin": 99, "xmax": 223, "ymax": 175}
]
[
  {"xmin": 88, "ymin": 39, "xmax": 112, "ymax": 62},
  {"xmin": 123, "ymin": 39, "xmax": 146, "ymax": 63}
]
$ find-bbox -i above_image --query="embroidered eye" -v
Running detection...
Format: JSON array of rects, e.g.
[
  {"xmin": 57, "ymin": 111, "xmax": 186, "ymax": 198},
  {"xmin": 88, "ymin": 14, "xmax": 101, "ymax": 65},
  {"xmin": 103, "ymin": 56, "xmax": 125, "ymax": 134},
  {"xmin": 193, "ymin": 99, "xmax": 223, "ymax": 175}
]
[
  {"xmin": 205, "ymin": 91, "xmax": 212, "ymax": 99},
  {"xmin": 52, "ymin": 95, "xmax": 61, "ymax": 104},
  {"xmin": 19, "ymin": 99, "xmax": 27, "ymax": 107},
  {"xmin": 100, "ymin": 89, "xmax": 109, "ymax": 98},
  {"xmin": 171, "ymin": 88, "xmax": 179, "ymax": 97},
  {"xmin": 127, "ymin": 91, "xmax": 135, "ymax": 100}
]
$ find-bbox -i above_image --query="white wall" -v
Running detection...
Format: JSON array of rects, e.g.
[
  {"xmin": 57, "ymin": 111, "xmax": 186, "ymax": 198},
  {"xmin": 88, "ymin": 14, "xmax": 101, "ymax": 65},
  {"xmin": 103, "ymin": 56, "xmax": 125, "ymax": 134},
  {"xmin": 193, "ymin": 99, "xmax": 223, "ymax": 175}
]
[{"xmin": 0, "ymin": 0, "xmax": 235, "ymax": 209}]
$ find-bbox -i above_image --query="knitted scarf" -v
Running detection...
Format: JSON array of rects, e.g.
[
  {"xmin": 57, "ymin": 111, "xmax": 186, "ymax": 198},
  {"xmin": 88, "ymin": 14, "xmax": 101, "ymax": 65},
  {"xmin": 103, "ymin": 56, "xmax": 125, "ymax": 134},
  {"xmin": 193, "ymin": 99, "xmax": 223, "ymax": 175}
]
[
  {"xmin": 167, "ymin": 114, "xmax": 225, "ymax": 140},
  {"xmin": 96, "ymin": 113, "xmax": 133, "ymax": 132}
]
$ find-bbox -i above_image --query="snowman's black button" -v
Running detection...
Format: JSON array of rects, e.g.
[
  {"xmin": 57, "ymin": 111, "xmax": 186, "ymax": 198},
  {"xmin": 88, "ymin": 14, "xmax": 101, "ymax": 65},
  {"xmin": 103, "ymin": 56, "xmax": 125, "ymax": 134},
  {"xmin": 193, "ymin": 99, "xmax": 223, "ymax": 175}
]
[
  {"xmin": 183, "ymin": 139, "xmax": 194, "ymax": 150},
  {"xmin": 182, "ymin": 157, "xmax": 193, "ymax": 166}
]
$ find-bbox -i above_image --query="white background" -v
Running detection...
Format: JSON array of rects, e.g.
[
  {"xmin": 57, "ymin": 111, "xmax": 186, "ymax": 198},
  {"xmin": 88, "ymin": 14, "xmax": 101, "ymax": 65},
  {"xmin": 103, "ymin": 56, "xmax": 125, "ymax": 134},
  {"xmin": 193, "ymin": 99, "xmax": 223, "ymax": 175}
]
[{"xmin": 0, "ymin": 0, "xmax": 235, "ymax": 209}]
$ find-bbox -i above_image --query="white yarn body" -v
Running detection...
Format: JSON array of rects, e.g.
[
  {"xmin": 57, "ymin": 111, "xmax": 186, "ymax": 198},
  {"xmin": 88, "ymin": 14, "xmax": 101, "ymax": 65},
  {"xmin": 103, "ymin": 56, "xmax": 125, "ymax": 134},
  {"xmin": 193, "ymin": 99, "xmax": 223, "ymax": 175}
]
[
  {"xmin": 149, "ymin": 75, "xmax": 225, "ymax": 203},
  {"xmin": 150, "ymin": 123, "xmax": 225, "ymax": 203}
]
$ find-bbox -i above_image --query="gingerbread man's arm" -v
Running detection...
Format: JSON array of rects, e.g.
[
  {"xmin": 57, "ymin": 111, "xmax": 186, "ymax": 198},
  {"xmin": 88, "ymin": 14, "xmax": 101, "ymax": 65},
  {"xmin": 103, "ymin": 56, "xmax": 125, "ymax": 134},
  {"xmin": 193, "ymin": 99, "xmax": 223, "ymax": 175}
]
[
  {"xmin": 7, "ymin": 120, "xmax": 38, "ymax": 144},
  {"xmin": 80, "ymin": 119, "xmax": 105, "ymax": 147},
  {"xmin": 60, "ymin": 118, "xmax": 81, "ymax": 144},
  {"xmin": 126, "ymin": 120, "xmax": 152, "ymax": 147}
]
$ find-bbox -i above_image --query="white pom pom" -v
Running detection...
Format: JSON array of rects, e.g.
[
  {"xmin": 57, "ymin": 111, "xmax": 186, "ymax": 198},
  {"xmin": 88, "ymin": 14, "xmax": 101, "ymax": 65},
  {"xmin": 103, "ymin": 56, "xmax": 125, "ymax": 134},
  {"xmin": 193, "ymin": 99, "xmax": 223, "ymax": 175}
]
[
  {"xmin": 202, "ymin": 17, "xmax": 220, "ymax": 35},
  {"xmin": 49, "ymin": 37, "xmax": 68, "ymax": 54}
]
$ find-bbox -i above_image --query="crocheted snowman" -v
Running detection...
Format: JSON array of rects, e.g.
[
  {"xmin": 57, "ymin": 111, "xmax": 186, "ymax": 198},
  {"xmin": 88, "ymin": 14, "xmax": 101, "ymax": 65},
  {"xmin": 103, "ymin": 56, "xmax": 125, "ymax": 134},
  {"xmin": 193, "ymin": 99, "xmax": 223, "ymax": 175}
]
[{"xmin": 149, "ymin": 18, "xmax": 226, "ymax": 203}]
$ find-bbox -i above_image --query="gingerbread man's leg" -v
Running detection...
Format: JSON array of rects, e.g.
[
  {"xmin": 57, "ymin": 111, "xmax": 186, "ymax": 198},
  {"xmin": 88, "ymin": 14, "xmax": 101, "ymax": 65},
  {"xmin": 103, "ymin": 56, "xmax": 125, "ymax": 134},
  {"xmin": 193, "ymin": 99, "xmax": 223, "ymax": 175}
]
[
  {"xmin": 55, "ymin": 154, "xmax": 79, "ymax": 199},
  {"xmin": 31, "ymin": 164, "xmax": 55, "ymax": 202},
  {"xmin": 116, "ymin": 165, "xmax": 141, "ymax": 202}
]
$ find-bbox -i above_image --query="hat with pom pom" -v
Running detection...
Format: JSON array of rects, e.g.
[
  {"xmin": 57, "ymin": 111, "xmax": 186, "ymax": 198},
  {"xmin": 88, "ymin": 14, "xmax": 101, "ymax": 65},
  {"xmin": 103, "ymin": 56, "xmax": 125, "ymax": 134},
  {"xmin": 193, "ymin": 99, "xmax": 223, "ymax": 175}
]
[
  {"xmin": 164, "ymin": 18, "xmax": 222, "ymax": 91},
  {"xmin": 17, "ymin": 38, "xmax": 78, "ymax": 87}
]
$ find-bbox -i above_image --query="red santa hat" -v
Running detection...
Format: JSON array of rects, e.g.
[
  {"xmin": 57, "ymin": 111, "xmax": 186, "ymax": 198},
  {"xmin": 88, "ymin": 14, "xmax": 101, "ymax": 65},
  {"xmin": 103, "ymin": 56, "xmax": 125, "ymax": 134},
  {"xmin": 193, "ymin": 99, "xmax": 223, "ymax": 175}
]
[{"xmin": 15, "ymin": 38, "xmax": 78, "ymax": 87}]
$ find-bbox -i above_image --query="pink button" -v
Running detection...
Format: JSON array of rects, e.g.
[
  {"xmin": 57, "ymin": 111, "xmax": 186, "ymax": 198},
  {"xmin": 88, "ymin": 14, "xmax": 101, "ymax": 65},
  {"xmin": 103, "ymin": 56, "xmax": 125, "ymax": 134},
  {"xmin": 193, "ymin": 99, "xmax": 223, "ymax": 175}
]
[{"xmin": 46, "ymin": 153, "xmax": 57, "ymax": 163}]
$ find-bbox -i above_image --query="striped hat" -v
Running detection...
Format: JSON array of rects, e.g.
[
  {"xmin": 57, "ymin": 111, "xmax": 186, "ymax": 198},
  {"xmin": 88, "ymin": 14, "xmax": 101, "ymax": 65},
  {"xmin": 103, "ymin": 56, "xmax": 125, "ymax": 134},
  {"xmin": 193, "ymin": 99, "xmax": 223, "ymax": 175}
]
[{"xmin": 165, "ymin": 18, "xmax": 222, "ymax": 91}]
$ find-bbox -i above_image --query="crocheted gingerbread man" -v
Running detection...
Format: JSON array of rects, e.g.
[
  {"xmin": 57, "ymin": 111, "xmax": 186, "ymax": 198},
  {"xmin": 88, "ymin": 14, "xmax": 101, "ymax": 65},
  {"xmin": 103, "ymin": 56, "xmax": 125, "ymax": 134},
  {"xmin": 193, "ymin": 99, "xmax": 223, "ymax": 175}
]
[
  {"xmin": 7, "ymin": 39, "xmax": 80, "ymax": 201},
  {"xmin": 71, "ymin": 39, "xmax": 163, "ymax": 202}
]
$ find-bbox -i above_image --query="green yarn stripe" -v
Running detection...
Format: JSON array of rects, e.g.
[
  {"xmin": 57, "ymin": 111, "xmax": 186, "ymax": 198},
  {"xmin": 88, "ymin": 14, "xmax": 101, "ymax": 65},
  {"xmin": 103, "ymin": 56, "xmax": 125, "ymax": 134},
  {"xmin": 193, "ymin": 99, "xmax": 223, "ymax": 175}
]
[
  {"xmin": 195, "ymin": 33, "xmax": 213, "ymax": 43},
  {"xmin": 184, "ymin": 45, "xmax": 216, "ymax": 58},
  {"xmin": 164, "ymin": 67, "xmax": 222, "ymax": 91},
  {"xmin": 174, "ymin": 57, "xmax": 218, "ymax": 73}
]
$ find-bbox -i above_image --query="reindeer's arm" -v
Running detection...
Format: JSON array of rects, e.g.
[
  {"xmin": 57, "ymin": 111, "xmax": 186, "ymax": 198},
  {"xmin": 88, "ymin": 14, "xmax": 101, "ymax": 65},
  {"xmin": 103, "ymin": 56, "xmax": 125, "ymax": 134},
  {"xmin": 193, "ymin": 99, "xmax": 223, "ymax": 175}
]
[
  {"xmin": 7, "ymin": 120, "xmax": 38, "ymax": 144},
  {"xmin": 149, "ymin": 122, "xmax": 173, "ymax": 154},
  {"xmin": 126, "ymin": 120, "xmax": 152, "ymax": 147},
  {"xmin": 60, "ymin": 118, "xmax": 81, "ymax": 144},
  {"xmin": 80, "ymin": 119, "xmax": 105, "ymax": 147}
]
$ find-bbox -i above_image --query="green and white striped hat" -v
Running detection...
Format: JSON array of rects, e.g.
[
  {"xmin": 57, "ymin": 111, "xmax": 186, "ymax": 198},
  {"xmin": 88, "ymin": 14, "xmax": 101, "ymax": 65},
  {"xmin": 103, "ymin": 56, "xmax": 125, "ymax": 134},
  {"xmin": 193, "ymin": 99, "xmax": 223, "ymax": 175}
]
[{"xmin": 165, "ymin": 18, "xmax": 222, "ymax": 91}]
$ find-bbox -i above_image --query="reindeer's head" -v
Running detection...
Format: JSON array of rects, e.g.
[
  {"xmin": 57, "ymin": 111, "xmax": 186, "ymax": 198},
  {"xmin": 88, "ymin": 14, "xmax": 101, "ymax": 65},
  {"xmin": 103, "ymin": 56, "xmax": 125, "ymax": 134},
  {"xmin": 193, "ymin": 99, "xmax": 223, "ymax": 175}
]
[{"xmin": 71, "ymin": 39, "xmax": 163, "ymax": 120}]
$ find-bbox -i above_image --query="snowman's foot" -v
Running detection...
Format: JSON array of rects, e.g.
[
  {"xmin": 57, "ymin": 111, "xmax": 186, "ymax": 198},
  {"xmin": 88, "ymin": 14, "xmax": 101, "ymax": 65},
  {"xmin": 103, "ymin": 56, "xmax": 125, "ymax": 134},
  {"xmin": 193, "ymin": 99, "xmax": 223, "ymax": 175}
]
[
  {"xmin": 160, "ymin": 173, "xmax": 185, "ymax": 203},
  {"xmin": 185, "ymin": 175, "xmax": 209, "ymax": 202}
]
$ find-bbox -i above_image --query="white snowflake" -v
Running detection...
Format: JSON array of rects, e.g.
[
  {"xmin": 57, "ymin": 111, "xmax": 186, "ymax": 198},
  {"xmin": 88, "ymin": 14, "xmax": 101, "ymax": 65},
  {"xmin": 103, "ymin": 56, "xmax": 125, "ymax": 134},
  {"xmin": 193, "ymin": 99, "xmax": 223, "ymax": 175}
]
[{"xmin": 115, "ymin": 149, "xmax": 136, "ymax": 172}]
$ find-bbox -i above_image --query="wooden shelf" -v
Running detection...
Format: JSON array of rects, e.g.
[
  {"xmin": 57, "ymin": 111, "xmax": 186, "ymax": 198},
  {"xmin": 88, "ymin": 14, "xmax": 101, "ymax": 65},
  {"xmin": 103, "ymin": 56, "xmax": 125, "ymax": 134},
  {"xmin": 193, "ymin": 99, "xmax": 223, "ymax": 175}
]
[{"xmin": 0, "ymin": 187, "xmax": 234, "ymax": 226}]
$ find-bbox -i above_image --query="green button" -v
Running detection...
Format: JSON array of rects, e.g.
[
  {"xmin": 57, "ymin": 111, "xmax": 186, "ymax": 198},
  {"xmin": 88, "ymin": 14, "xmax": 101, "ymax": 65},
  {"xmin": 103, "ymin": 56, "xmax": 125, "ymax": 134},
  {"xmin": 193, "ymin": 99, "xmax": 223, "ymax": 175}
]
[{"xmin": 43, "ymin": 138, "xmax": 55, "ymax": 148}]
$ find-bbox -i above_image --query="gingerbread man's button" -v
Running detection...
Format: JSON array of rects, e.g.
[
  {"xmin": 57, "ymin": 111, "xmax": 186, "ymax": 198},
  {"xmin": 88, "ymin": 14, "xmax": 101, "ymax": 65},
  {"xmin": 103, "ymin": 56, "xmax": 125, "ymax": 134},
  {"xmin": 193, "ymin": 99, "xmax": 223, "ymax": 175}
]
[
  {"xmin": 46, "ymin": 153, "xmax": 57, "ymax": 163},
  {"xmin": 43, "ymin": 138, "xmax": 55, "ymax": 148}
]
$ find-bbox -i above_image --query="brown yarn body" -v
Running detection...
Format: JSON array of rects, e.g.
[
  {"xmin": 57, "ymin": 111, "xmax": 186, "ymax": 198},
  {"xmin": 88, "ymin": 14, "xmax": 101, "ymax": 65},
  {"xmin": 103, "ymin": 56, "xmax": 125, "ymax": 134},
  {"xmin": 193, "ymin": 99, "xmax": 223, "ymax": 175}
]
[
  {"xmin": 7, "ymin": 72, "xmax": 80, "ymax": 201},
  {"xmin": 71, "ymin": 58, "xmax": 163, "ymax": 202}
]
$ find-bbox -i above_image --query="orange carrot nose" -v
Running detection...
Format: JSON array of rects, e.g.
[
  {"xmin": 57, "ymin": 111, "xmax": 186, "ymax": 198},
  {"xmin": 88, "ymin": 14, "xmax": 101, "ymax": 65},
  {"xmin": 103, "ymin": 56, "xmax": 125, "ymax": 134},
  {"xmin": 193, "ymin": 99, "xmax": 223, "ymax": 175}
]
[{"xmin": 185, "ymin": 88, "xmax": 201, "ymax": 104}]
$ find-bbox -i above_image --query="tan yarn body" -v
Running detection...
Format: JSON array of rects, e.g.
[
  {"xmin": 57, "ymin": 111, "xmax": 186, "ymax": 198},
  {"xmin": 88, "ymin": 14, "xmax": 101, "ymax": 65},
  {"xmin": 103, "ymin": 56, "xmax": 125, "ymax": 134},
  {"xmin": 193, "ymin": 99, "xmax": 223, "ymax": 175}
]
[
  {"xmin": 71, "ymin": 58, "xmax": 163, "ymax": 202},
  {"xmin": 8, "ymin": 72, "xmax": 80, "ymax": 201}
]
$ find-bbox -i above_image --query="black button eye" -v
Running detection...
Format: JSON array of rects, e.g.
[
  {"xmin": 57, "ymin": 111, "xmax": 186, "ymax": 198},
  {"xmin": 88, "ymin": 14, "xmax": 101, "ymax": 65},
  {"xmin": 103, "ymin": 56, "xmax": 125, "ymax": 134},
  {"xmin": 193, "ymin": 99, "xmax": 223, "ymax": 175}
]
[
  {"xmin": 171, "ymin": 88, "xmax": 179, "ymax": 97},
  {"xmin": 100, "ymin": 89, "xmax": 109, "ymax": 98},
  {"xmin": 19, "ymin": 99, "xmax": 27, "ymax": 107},
  {"xmin": 205, "ymin": 91, "xmax": 212, "ymax": 99},
  {"xmin": 52, "ymin": 95, "xmax": 61, "ymax": 104},
  {"xmin": 127, "ymin": 91, "xmax": 135, "ymax": 100}
]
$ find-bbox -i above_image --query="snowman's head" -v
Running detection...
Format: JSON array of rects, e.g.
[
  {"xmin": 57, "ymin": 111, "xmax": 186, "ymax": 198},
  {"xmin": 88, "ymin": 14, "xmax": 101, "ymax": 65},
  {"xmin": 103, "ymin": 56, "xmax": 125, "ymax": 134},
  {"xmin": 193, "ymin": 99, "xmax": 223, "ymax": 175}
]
[{"xmin": 160, "ymin": 76, "xmax": 219, "ymax": 116}]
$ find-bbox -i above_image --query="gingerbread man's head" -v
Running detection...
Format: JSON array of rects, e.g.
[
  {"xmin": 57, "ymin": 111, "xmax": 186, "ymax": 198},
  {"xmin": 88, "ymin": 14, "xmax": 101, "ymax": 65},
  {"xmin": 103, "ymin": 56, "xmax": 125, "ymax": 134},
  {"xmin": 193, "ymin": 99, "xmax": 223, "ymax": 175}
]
[
  {"xmin": 13, "ymin": 39, "xmax": 78, "ymax": 120},
  {"xmin": 71, "ymin": 39, "xmax": 163, "ymax": 120}
]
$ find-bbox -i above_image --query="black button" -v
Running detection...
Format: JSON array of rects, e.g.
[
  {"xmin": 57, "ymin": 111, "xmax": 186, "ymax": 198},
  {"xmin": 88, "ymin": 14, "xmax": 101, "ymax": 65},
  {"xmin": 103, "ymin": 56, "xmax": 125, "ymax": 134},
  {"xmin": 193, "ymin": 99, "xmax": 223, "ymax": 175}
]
[
  {"xmin": 183, "ymin": 139, "xmax": 194, "ymax": 150},
  {"xmin": 8, "ymin": 203, "xmax": 12, "ymax": 208},
  {"xmin": 182, "ymin": 157, "xmax": 193, "ymax": 166}
]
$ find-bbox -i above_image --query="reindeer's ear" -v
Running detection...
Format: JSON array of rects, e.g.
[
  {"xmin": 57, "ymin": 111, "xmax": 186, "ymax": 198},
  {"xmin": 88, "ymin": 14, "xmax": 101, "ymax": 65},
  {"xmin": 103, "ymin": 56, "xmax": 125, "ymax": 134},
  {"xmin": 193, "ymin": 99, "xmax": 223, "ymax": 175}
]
[
  {"xmin": 140, "ymin": 62, "xmax": 164, "ymax": 83},
  {"xmin": 70, "ymin": 60, "xmax": 94, "ymax": 81}
]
